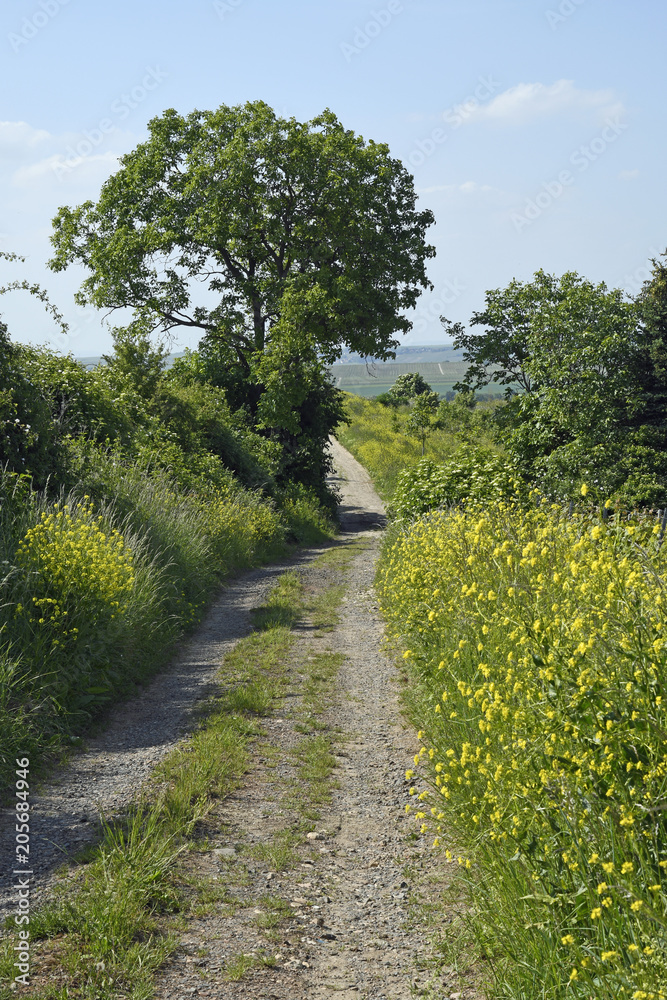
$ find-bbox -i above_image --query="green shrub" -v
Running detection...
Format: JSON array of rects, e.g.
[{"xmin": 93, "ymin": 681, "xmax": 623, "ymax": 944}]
[
  {"xmin": 19, "ymin": 346, "xmax": 140, "ymax": 446},
  {"xmin": 390, "ymin": 449, "xmax": 525, "ymax": 520},
  {"xmin": 0, "ymin": 324, "xmax": 61, "ymax": 486}
]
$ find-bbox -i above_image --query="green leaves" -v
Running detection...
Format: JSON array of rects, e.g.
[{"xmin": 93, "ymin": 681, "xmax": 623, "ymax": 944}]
[
  {"xmin": 390, "ymin": 449, "xmax": 521, "ymax": 520},
  {"xmin": 48, "ymin": 101, "xmax": 435, "ymax": 496},
  {"xmin": 49, "ymin": 101, "xmax": 435, "ymax": 365},
  {"xmin": 405, "ymin": 390, "xmax": 440, "ymax": 455},
  {"xmin": 447, "ymin": 267, "xmax": 667, "ymax": 504}
]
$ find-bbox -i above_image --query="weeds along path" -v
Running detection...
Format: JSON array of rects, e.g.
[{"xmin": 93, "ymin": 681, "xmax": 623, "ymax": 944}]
[{"xmin": 149, "ymin": 441, "xmax": 477, "ymax": 1000}]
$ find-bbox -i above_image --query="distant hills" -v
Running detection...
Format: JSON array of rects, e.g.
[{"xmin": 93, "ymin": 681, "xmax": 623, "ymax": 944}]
[
  {"xmin": 75, "ymin": 344, "xmax": 476, "ymax": 400},
  {"xmin": 333, "ymin": 343, "xmax": 463, "ymax": 365}
]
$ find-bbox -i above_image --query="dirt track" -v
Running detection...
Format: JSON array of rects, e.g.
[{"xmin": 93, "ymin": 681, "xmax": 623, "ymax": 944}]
[{"xmin": 151, "ymin": 441, "xmax": 476, "ymax": 1000}]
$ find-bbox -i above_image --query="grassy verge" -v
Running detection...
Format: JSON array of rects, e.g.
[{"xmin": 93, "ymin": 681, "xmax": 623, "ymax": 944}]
[
  {"xmin": 0, "ymin": 541, "xmax": 358, "ymax": 998},
  {"xmin": 336, "ymin": 393, "xmax": 499, "ymax": 500}
]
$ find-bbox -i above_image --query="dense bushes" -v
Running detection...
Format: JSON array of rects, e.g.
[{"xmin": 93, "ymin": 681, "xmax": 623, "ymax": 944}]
[
  {"xmin": 0, "ymin": 323, "xmax": 61, "ymax": 487},
  {"xmin": 445, "ymin": 263, "xmax": 667, "ymax": 507},
  {"xmin": 390, "ymin": 449, "xmax": 523, "ymax": 520},
  {"xmin": 0, "ymin": 328, "xmax": 335, "ymax": 790}
]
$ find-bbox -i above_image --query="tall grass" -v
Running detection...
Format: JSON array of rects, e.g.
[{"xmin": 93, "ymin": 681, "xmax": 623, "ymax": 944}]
[
  {"xmin": 336, "ymin": 393, "xmax": 499, "ymax": 499},
  {"xmin": 0, "ymin": 444, "xmax": 305, "ymax": 792}
]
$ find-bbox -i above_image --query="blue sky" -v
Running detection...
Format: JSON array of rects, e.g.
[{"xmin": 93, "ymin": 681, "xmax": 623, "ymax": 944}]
[{"xmin": 0, "ymin": 0, "xmax": 664, "ymax": 357}]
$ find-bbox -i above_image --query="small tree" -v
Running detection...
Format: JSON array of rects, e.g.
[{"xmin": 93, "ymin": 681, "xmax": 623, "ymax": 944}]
[
  {"xmin": 389, "ymin": 372, "xmax": 432, "ymax": 404},
  {"xmin": 102, "ymin": 319, "xmax": 169, "ymax": 401},
  {"xmin": 436, "ymin": 390, "xmax": 478, "ymax": 440},
  {"xmin": 406, "ymin": 389, "xmax": 440, "ymax": 455}
]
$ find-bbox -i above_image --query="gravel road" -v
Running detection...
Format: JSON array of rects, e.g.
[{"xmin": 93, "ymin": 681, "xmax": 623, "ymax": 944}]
[{"xmin": 152, "ymin": 440, "xmax": 479, "ymax": 1000}]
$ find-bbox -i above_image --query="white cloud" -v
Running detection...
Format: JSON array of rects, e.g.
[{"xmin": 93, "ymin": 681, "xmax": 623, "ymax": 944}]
[
  {"xmin": 619, "ymin": 168, "xmax": 640, "ymax": 180},
  {"xmin": 13, "ymin": 151, "xmax": 122, "ymax": 188},
  {"xmin": 0, "ymin": 120, "xmax": 52, "ymax": 158},
  {"xmin": 463, "ymin": 80, "xmax": 624, "ymax": 126}
]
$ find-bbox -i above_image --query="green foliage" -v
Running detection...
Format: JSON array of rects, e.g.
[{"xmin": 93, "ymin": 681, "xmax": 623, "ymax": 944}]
[
  {"xmin": 275, "ymin": 482, "xmax": 336, "ymax": 544},
  {"xmin": 49, "ymin": 101, "xmax": 434, "ymax": 364},
  {"xmin": 0, "ymin": 445, "xmax": 289, "ymax": 792},
  {"xmin": 447, "ymin": 266, "xmax": 667, "ymax": 505},
  {"xmin": 102, "ymin": 320, "xmax": 169, "ymax": 401},
  {"xmin": 388, "ymin": 371, "xmax": 433, "ymax": 402},
  {"xmin": 253, "ymin": 338, "xmax": 348, "ymax": 501},
  {"xmin": 19, "ymin": 344, "xmax": 139, "ymax": 447},
  {"xmin": 390, "ymin": 450, "xmax": 524, "ymax": 519},
  {"xmin": 375, "ymin": 390, "xmax": 400, "ymax": 408},
  {"xmin": 178, "ymin": 339, "xmax": 347, "ymax": 500},
  {"xmin": 379, "ymin": 502, "xmax": 667, "ymax": 1000},
  {"xmin": 0, "ymin": 322, "xmax": 60, "ymax": 487},
  {"xmin": 405, "ymin": 389, "xmax": 439, "ymax": 455},
  {"xmin": 48, "ymin": 101, "xmax": 435, "ymax": 494}
]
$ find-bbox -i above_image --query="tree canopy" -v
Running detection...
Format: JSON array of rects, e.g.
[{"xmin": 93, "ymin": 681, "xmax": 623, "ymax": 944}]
[
  {"xmin": 49, "ymin": 101, "xmax": 435, "ymax": 367},
  {"xmin": 442, "ymin": 265, "xmax": 667, "ymax": 504},
  {"xmin": 388, "ymin": 372, "xmax": 433, "ymax": 402}
]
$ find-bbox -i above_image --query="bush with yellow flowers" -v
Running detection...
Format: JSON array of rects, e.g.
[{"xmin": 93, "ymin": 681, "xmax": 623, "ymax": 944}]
[
  {"xmin": 378, "ymin": 494, "xmax": 667, "ymax": 999},
  {"xmin": 17, "ymin": 501, "xmax": 135, "ymax": 620},
  {"xmin": 13, "ymin": 500, "xmax": 137, "ymax": 711}
]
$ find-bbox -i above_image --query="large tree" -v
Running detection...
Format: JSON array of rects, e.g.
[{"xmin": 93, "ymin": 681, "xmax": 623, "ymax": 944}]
[
  {"xmin": 49, "ymin": 101, "xmax": 434, "ymax": 368},
  {"xmin": 49, "ymin": 102, "xmax": 434, "ymax": 496}
]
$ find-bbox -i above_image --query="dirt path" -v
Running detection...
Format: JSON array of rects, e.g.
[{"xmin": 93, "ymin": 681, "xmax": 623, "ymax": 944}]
[{"xmin": 151, "ymin": 442, "xmax": 476, "ymax": 1000}]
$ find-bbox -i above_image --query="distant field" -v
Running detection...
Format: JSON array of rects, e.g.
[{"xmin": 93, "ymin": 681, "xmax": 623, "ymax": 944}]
[{"xmin": 327, "ymin": 360, "xmax": 471, "ymax": 397}]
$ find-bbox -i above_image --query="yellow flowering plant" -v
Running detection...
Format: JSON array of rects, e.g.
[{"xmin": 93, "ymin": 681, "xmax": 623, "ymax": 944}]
[
  {"xmin": 12, "ymin": 500, "xmax": 137, "ymax": 711},
  {"xmin": 378, "ymin": 499, "xmax": 667, "ymax": 999}
]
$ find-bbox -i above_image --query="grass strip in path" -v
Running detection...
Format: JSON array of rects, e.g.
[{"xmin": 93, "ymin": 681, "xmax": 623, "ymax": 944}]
[{"xmin": 0, "ymin": 547, "xmax": 359, "ymax": 999}]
